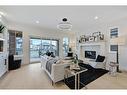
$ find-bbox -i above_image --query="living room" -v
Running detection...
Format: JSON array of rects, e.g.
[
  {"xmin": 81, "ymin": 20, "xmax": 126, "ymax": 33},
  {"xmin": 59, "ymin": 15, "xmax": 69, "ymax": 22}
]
[{"xmin": 0, "ymin": 4, "xmax": 127, "ymax": 92}]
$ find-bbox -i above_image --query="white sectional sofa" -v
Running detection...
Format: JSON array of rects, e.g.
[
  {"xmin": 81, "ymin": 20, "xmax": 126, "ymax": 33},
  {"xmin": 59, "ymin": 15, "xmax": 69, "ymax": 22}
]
[{"xmin": 40, "ymin": 55, "xmax": 71, "ymax": 84}]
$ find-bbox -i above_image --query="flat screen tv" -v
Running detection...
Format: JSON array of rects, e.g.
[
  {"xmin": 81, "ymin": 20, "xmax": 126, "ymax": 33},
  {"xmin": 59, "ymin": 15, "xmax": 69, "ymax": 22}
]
[{"xmin": 85, "ymin": 51, "xmax": 96, "ymax": 59}]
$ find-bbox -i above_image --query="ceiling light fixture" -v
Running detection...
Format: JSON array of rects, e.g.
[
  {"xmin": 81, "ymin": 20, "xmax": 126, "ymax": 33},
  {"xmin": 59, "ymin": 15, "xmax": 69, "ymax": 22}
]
[
  {"xmin": 94, "ymin": 16, "xmax": 99, "ymax": 20},
  {"xmin": 35, "ymin": 20, "xmax": 39, "ymax": 24},
  {"xmin": 57, "ymin": 18, "xmax": 72, "ymax": 31}
]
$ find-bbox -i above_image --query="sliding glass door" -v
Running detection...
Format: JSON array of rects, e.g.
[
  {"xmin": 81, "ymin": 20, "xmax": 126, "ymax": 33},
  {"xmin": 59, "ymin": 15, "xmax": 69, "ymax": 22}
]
[
  {"xmin": 30, "ymin": 37, "xmax": 59, "ymax": 63},
  {"xmin": 41, "ymin": 40, "xmax": 59, "ymax": 56},
  {"xmin": 30, "ymin": 38, "xmax": 42, "ymax": 62}
]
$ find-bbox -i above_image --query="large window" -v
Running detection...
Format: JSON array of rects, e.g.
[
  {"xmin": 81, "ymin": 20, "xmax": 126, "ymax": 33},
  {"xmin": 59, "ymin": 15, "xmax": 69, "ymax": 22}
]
[
  {"xmin": 63, "ymin": 37, "xmax": 69, "ymax": 56},
  {"xmin": 30, "ymin": 37, "xmax": 59, "ymax": 63},
  {"xmin": 41, "ymin": 39, "xmax": 59, "ymax": 56}
]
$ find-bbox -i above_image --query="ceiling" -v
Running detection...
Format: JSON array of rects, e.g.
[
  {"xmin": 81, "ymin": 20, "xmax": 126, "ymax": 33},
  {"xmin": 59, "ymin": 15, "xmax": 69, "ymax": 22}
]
[{"xmin": 0, "ymin": 6, "xmax": 127, "ymax": 31}]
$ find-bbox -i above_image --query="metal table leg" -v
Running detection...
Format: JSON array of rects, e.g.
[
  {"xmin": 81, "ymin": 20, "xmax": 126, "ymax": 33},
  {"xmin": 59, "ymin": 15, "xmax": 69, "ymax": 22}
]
[
  {"xmin": 78, "ymin": 73, "xmax": 80, "ymax": 89},
  {"xmin": 75, "ymin": 74, "xmax": 77, "ymax": 89}
]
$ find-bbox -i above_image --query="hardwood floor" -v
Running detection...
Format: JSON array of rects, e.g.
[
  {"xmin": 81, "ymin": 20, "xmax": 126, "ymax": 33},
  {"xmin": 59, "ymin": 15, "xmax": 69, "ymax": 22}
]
[{"xmin": 0, "ymin": 63, "xmax": 127, "ymax": 89}]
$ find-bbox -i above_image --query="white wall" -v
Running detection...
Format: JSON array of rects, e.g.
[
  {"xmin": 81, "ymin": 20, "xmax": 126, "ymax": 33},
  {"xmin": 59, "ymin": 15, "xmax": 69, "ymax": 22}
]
[
  {"xmin": 77, "ymin": 18, "xmax": 127, "ymax": 71},
  {"xmin": 8, "ymin": 22, "xmax": 76, "ymax": 65}
]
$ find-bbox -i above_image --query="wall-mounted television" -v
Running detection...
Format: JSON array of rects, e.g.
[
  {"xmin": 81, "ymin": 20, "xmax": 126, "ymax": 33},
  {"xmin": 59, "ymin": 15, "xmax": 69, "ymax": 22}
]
[{"xmin": 85, "ymin": 51, "xmax": 96, "ymax": 59}]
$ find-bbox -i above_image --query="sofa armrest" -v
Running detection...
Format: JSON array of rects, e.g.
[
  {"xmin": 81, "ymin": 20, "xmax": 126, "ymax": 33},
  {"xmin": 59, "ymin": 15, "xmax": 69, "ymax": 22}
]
[{"xmin": 51, "ymin": 63, "xmax": 71, "ymax": 83}]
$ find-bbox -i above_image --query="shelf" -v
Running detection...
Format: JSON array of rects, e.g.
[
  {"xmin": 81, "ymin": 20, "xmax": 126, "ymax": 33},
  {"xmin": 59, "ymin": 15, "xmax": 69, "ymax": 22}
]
[{"xmin": 79, "ymin": 41, "xmax": 106, "ymax": 46}]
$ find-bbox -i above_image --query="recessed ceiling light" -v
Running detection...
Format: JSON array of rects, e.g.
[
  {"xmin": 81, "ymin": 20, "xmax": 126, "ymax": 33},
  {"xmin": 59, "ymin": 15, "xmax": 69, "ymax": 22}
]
[
  {"xmin": 0, "ymin": 15, "xmax": 2, "ymax": 18},
  {"xmin": 35, "ymin": 20, "xmax": 39, "ymax": 24},
  {"xmin": 94, "ymin": 16, "xmax": 99, "ymax": 20},
  {"xmin": 0, "ymin": 11, "xmax": 4, "ymax": 15}
]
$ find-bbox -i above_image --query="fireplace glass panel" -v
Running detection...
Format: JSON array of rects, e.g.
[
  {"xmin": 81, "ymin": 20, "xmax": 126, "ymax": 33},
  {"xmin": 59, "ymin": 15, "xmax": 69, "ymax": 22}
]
[{"xmin": 85, "ymin": 51, "xmax": 96, "ymax": 59}]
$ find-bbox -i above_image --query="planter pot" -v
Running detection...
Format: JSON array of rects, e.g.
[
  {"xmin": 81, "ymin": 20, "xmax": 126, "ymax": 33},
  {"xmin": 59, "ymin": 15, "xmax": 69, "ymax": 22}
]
[{"xmin": 70, "ymin": 63, "xmax": 79, "ymax": 70}]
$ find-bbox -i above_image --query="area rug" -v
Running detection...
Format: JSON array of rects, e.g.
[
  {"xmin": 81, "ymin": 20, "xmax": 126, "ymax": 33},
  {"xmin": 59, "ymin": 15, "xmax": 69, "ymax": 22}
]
[{"xmin": 64, "ymin": 67, "xmax": 108, "ymax": 89}]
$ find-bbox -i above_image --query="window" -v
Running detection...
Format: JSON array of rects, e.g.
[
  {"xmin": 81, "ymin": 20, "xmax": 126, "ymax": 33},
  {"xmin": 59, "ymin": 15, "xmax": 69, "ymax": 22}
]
[
  {"xmin": 63, "ymin": 37, "xmax": 69, "ymax": 56},
  {"xmin": 110, "ymin": 28, "xmax": 118, "ymax": 38},
  {"xmin": 41, "ymin": 39, "xmax": 59, "ymax": 56},
  {"xmin": 30, "ymin": 37, "xmax": 59, "ymax": 63},
  {"xmin": 30, "ymin": 38, "xmax": 42, "ymax": 59},
  {"xmin": 110, "ymin": 45, "xmax": 118, "ymax": 51},
  {"xmin": 110, "ymin": 28, "xmax": 118, "ymax": 52}
]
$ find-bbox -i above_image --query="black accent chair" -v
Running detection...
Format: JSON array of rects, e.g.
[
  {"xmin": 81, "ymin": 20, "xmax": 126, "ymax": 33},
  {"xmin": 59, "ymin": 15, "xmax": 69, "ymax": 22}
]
[
  {"xmin": 95, "ymin": 55, "xmax": 105, "ymax": 62},
  {"xmin": 8, "ymin": 55, "xmax": 21, "ymax": 70}
]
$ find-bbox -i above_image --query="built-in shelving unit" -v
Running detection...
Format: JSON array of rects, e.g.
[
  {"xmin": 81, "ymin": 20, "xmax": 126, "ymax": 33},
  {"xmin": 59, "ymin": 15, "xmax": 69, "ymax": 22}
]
[
  {"xmin": 0, "ymin": 21, "xmax": 8, "ymax": 78},
  {"xmin": 79, "ymin": 41, "xmax": 106, "ymax": 46}
]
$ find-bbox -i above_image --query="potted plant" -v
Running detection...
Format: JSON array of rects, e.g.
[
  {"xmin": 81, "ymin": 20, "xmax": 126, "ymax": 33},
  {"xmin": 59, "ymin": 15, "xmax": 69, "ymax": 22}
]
[{"xmin": 71, "ymin": 54, "xmax": 79, "ymax": 69}]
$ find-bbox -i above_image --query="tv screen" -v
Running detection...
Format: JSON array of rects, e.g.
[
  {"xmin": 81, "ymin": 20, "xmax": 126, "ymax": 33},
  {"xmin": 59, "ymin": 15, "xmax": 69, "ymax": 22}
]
[{"xmin": 85, "ymin": 51, "xmax": 96, "ymax": 59}]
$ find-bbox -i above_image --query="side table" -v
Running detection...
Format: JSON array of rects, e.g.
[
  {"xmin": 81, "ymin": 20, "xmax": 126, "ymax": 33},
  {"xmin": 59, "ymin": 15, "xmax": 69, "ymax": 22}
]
[
  {"xmin": 109, "ymin": 62, "xmax": 119, "ymax": 76},
  {"xmin": 64, "ymin": 66, "xmax": 87, "ymax": 89}
]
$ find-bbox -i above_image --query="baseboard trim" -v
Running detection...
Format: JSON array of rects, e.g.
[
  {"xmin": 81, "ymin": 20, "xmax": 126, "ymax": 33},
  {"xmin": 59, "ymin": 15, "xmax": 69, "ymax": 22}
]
[{"xmin": 120, "ymin": 70, "xmax": 127, "ymax": 73}]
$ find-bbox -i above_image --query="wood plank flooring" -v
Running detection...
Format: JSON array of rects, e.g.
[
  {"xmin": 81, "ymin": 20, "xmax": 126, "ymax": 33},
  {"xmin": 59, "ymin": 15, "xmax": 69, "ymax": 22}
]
[{"xmin": 0, "ymin": 63, "xmax": 127, "ymax": 89}]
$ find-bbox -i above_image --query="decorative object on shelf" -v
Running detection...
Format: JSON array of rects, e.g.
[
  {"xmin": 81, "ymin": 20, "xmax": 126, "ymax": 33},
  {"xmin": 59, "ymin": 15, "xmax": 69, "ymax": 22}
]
[
  {"xmin": 57, "ymin": 18, "xmax": 72, "ymax": 31},
  {"xmin": 89, "ymin": 36, "xmax": 94, "ymax": 42},
  {"xmin": 99, "ymin": 34, "xmax": 104, "ymax": 40},
  {"xmin": 92, "ymin": 31, "xmax": 101, "ymax": 36},
  {"xmin": 81, "ymin": 38, "xmax": 86, "ymax": 43},
  {"xmin": 93, "ymin": 31, "xmax": 104, "ymax": 41},
  {"xmin": 84, "ymin": 36, "xmax": 89, "ymax": 42},
  {"xmin": 79, "ymin": 35, "xmax": 85, "ymax": 43},
  {"xmin": 79, "ymin": 31, "xmax": 104, "ymax": 43}
]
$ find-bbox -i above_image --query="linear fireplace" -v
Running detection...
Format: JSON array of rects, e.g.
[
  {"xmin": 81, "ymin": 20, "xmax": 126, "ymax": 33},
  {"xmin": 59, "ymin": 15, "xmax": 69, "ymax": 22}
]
[{"xmin": 85, "ymin": 51, "xmax": 96, "ymax": 59}]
